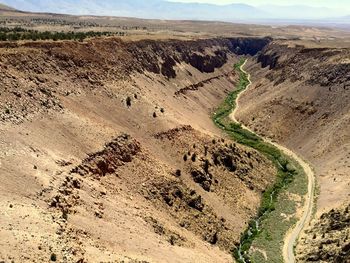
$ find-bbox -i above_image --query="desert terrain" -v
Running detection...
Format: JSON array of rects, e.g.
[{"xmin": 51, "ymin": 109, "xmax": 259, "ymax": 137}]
[{"xmin": 0, "ymin": 3, "xmax": 349, "ymax": 263}]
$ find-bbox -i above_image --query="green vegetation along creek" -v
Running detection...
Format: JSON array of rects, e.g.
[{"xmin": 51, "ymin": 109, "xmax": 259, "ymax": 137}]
[{"xmin": 212, "ymin": 58, "xmax": 308, "ymax": 263}]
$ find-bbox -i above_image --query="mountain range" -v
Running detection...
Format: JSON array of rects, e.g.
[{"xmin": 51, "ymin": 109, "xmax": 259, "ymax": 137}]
[{"xmin": 0, "ymin": 0, "xmax": 349, "ymax": 22}]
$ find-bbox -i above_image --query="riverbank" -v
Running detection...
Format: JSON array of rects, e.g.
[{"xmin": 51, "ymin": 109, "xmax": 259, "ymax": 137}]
[{"xmin": 212, "ymin": 58, "xmax": 311, "ymax": 262}]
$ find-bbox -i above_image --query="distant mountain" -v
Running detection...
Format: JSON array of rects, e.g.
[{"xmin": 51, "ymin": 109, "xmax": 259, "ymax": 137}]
[
  {"xmin": 0, "ymin": 0, "xmax": 348, "ymax": 22},
  {"xmin": 259, "ymin": 5, "xmax": 343, "ymax": 20},
  {"xmin": 0, "ymin": 0, "xmax": 265, "ymax": 20},
  {"xmin": 0, "ymin": 3, "xmax": 16, "ymax": 10},
  {"xmin": 318, "ymin": 15, "xmax": 350, "ymax": 30}
]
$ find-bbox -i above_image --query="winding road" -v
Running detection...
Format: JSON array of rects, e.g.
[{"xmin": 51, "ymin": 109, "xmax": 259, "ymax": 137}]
[{"xmin": 230, "ymin": 60, "xmax": 316, "ymax": 263}]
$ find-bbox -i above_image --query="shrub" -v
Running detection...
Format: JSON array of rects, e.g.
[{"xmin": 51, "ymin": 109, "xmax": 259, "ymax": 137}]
[
  {"xmin": 183, "ymin": 154, "xmax": 187, "ymax": 162},
  {"xmin": 153, "ymin": 112, "xmax": 157, "ymax": 118},
  {"xmin": 191, "ymin": 153, "xmax": 197, "ymax": 162},
  {"xmin": 126, "ymin": 96, "xmax": 132, "ymax": 107},
  {"xmin": 175, "ymin": 169, "xmax": 181, "ymax": 177},
  {"xmin": 50, "ymin": 253, "xmax": 57, "ymax": 261}
]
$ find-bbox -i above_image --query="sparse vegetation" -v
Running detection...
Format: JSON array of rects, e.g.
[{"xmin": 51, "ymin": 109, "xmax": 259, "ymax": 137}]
[
  {"xmin": 175, "ymin": 169, "xmax": 181, "ymax": 177},
  {"xmin": 183, "ymin": 154, "xmax": 188, "ymax": 162},
  {"xmin": 191, "ymin": 153, "xmax": 197, "ymax": 162},
  {"xmin": 212, "ymin": 58, "xmax": 308, "ymax": 263},
  {"xmin": 126, "ymin": 96, "xmax": 132, "ymax": 107},
  {"xmin": 50, "ymin": 253, "xmax": 57, "ymax": 261}
]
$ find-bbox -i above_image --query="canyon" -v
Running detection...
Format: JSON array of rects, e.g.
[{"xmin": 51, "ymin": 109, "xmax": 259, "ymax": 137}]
[{"xmin": 0, "ymin": 7, "xmax": 349, "ymax": 262}]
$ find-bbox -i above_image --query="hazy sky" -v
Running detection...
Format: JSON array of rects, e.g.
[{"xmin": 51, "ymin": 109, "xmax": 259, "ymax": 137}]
[{"xmin": 172, "ymin": 0, "xmax": 350, "ymax": 10}]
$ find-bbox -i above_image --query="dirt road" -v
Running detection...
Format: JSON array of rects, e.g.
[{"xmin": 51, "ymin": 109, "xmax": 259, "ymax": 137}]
[{"xmin": 230, "ymin": 60, "xmax": 316, "ymax": 263}]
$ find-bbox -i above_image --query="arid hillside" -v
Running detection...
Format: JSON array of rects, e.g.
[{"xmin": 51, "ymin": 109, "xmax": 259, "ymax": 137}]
[
  {"xmin": 297, "ymin": 204, "xmax": 349, "ymax": 262},
  {"xmin": 0, "ymin": 37, "xmax": 277, "ymax": 262},
  {"xmin": 235, "ymin": 40, "xmax": 350, "ymax": 262}
]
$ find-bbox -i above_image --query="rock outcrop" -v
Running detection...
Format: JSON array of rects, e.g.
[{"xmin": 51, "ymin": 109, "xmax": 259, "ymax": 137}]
[{"xmin": 297, "ymin": 204, "xmax": 350, "ymax": 263}]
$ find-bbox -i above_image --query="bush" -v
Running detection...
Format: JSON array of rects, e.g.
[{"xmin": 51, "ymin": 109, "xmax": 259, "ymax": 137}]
[
  {"xmin": 175, "ymin": 169, "xmax": 181, "ymax": 177},
  {"xmin": 126, "ymin": 96, "xmax": 132, "ymax": 107},
  {"xmin": 191, "ymin": 153, "xmax": 197, "ymax": 162},
  {"xmin": 50, "ymin": 253, "xmax": 57, "ymax": 261}
]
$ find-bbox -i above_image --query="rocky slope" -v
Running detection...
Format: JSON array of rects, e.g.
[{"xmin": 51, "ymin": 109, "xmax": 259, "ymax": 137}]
[
  {"xmin": 235, "ymin": 40, "xmax": 350, "ymax": 261},
  {"xmin": 297, "ymin": 204, "xmax": 350, "ymax": 262},
  {"xmin": 0, "ymin": 37, "xmax": 275, "ymax": 262},
  {"xmin": 0, "ymin": 37, "xmax": 269, "ymax": 124}
]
